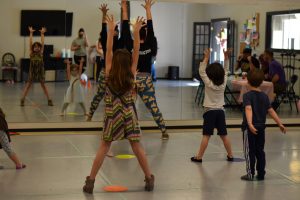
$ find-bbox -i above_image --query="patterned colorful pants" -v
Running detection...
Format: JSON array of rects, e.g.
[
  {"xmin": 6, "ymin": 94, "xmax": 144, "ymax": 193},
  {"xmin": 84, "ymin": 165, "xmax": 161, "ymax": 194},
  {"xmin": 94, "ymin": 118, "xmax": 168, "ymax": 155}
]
[{"xmin": 89, "ymin": 71, "xmax": 166, "ymax": 133}]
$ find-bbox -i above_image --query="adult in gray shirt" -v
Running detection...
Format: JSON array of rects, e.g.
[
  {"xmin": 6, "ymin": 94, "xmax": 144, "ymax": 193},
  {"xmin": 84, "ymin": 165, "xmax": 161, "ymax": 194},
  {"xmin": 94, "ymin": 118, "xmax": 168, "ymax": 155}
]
[{"xmin": 71, "ymin": 28, "xmax": 89, "ymax": 73}]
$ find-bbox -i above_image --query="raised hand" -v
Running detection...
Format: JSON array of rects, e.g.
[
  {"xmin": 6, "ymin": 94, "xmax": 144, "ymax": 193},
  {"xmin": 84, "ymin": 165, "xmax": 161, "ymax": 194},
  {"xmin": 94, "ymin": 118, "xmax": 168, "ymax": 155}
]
[
  {"xmin": 39, "ymin": 27, "xmax": 47, "ymax": 34},
  {"xmin": 141, "ymin": 0, "xmax": 155, "ymax": 10},
  {"xmin": 64, "ymin": 59, "xmax": 71, "ymax": 65},
  {"xmin": 99, "ymin": 3, "xmax": 109, "ymax": 14},
  {"xmin": 120, "ymin": 0, "xmax": 128, "ymax": 8},
  {"xmin": 132, "ymin": 16, "xmax": 145, "ymax": 33},
  {"xmin": 80, "ymin": 57, "xmax": 85, "ymax": 63},
  {"xmin": 203, "ymin": 48, "xmax": 211, "ymax": 60},
  {"xmin": 223, "ymin": 48, "xmax": 232, "ymax": 60},
  {"xmin": 106, "ymin": 15, "xmax": 116, "ymax": 32},
  {"xmin": 28, "ymin": 26, "xmax": 35, "ymax": 33}
]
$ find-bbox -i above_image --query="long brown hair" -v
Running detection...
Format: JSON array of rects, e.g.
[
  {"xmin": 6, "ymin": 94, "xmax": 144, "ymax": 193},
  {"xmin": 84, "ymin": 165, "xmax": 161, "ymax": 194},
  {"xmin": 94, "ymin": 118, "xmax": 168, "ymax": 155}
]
[{"xmin": 108, "ymin": 49, "xmax": 134, "ymax": 95}]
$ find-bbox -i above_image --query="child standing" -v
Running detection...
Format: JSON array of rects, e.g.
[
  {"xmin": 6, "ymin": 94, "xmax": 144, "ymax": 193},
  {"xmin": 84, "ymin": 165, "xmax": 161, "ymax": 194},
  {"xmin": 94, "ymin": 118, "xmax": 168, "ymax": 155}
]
[
  {"xmin": 191, "ymin": 48, "xmax": 234, "ymax": 163},
  {"xmin": 21, "ymin": 26, "xmax": 53, "ymax": 106},
  {"xmin": 60, "ymin": 58, "xmax": 87, "ymax": 115},
  {"xmin": 82, "ymin": 15, "xmax": 154, "ymax": 193},
  {"xmin": 0, "ymin": 108, "xmax": 26, "ymax": 169},
  {"xmin": 241, "ymin": 69, "xmax": 286, "ymax": 181}
]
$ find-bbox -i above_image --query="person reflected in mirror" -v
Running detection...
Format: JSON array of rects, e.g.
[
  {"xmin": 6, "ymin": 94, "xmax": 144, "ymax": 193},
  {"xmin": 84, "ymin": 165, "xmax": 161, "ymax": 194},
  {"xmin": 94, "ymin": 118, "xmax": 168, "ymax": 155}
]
[
  {"xmin": 191, "ymin": 48, "xmax": 234, "ymax": 163},
  {"xmin": 235, "ymin": 48, "xmax": 252, "ymax": 73},
  {"xmin": 21, "ymin": 26, "xmax": 53, "ymax": 106},
  {"xmin": 60, "ymin": 58, "xmax": 87, "ymax": 116},
  {"xmin": 71, "ymin": 28, "xmax": 89, "ymax": 73},
  {"xmin": 0, "ymin": 107, "xmax": 26, "ymax": 170},
  {"xmin": 87, "ymin": 0, "xmax": 168, "ymax": 140}
]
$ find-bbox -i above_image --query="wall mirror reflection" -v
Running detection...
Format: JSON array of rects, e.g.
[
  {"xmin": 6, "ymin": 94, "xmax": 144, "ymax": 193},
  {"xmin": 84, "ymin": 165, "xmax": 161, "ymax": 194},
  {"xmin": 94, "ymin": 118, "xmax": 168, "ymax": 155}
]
[{"xmin": 0, "ymin": 0, "xmax": 299, "ymax": 130}]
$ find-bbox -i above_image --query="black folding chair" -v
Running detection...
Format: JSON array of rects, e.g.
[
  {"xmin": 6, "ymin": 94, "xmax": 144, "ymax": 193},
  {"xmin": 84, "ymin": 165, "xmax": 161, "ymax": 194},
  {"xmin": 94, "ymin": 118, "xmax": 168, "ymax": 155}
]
[
  {"xmin": 275, "ymin": 75, "xmax": 299, "ymax": 112},
  {"xmin": 194, "ymin": 79, "xmax": 205, "ymax": 106}
]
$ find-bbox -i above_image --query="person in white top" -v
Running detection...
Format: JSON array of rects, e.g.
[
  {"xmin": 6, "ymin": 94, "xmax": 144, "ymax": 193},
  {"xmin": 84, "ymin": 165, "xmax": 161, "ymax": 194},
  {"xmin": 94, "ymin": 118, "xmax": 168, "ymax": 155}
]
[{"xmin": 191, "ymin": 48, "xmax": 234, "ymax": 163}]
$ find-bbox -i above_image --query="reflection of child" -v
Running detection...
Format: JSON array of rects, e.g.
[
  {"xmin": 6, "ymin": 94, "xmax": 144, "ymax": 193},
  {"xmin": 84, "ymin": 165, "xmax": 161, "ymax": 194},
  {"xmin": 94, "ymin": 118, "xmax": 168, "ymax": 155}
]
[
  {"xmin": 191, "ymin": 48, "xmax": 234, "ymax": 163},
  {"xmin": 21, "ymin": 26, "xmax": 53, "ymax": 106},
  {"xmin": 60, "ymin": 58, "xmax": 87, "ymax": 116},
  {"xmin": 241, "ymin": 69, "xmax": 286, "ymax": 181},
  {"xmin": 0, "ymin": 108, "xmax": 26, "ymax": 169}
]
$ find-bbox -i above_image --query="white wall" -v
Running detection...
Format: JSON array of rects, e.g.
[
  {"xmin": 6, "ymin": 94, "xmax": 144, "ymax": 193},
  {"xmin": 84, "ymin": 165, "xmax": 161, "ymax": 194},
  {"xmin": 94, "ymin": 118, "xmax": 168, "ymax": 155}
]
[
  {"xmin": 0, "ymin": 0, "xmax": 299, "ymax": 86},
  {"xmin": 0, "ymin": 0, "xmax": 204, "ymax": 79}
]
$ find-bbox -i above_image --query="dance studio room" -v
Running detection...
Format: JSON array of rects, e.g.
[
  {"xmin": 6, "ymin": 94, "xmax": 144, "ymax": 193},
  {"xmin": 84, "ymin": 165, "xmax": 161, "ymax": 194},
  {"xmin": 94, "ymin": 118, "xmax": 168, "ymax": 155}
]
[{"xmin": 0, "ymin": 0, "xmax": 300, "ymax": 199}]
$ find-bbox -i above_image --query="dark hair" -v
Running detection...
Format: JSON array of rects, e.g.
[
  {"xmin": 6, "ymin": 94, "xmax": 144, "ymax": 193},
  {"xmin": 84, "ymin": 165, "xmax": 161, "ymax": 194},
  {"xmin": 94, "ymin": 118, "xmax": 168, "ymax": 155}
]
[
  {"xmin": 247, "ymin": 69, "xmax": 264, "ymax": 88},
  {"xmin": 243, "ymin": 48, "xmax": 252, "ymax": 55},
  {"xmin": 78, "ymin": 28, "xmax": 84, "ymax": 33},
  {"xmin": 139, "ymin": 26, "xmax": 147, "ymax": 41},
  {"xmin": 108, "ymin": 49, "xmax": 134, "ymax": 95},
  {"xmin": 264, "ymin": 49, "xmax": 274, "ymax": 58},
  {"xmin": 31, "ymin": 42, "xmax": 42, "ymax": 51},
  {"xmin": 206, "ymin": 63, "xmax": 225, "ymax": 86},
  {"xmin": 251, "ymin": 56, "xmax": 260, "ymax": 69}
]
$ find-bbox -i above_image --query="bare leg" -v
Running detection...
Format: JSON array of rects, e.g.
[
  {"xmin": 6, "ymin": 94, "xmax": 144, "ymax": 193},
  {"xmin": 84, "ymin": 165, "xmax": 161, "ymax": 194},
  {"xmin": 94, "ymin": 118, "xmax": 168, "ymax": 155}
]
[
  {"xmin": 130, "ymin": 141, "xmax": 152, "ymax": 178},
  {"xmin": 61, "ymin": 103, "xmax": 69, "ymax": 115},
  {"xmin": 79, "ymin": 102, "xmax": 87, "ymax": 115},
  {"xmin": 9, "ymin": 153, "xmax": 23, "ymax": 167},
  {"xmin": 21, "ymin": 82, "xmax": 33, "ymax": 99},
  {"xmin": 89, "ymin": 140, "xmax": 111, "ymax": 180},
  {"xmin": 220, "ymin": 135, "xmax": 233, "ymax": 158},
  {"xmin": 40, "ymin": 81, "xmax": 51, "ymax": 100},
  {"xmin": 196, "ymin": 135, "xmax": 211, "ymax": 159}
]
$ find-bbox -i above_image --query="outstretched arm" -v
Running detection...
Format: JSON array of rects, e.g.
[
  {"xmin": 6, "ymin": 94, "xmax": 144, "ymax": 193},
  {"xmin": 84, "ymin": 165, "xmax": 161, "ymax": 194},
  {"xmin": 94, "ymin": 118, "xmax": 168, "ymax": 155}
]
[
  {"xmin": 120, "ymin": 0, "xmax": 133, "ymax": 51},
  {"xmin": 28, "ymin": 26, "xmax": 35, "ymax": 55},
  {"xmin": 64, "ymin": 59, "xmax": 71, "ymax": 80},
  {"xmin": 105, "ymin": 15, "xmax": 115, "ymax": 75},
  {"xmin": 131, "ymin": 17, "xmax": 144, "ymax": 75},
  {"xmin": 268, "ymin": 108, "xmax": 286, "ymax": 134},
  {"xmin": 141, "ymin": 0, "xmax": 154, "ymax": 20},
  {"xmin": 99, "ymin": 4, "xmax": 109, "ymax": 55},
  {"xmin": 39, "ymin": 27, "xmax": 46, "ymax": 53}
]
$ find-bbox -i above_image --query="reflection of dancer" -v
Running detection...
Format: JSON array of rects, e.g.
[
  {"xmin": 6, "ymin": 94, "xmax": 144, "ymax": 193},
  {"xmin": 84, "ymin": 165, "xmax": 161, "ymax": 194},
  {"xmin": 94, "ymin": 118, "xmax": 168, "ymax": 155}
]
[
  {"xmin": 88, "ymin": 0, "xmax": 168, "ymax": 140},
  {"xmin": 95, "ymin": 36, "xmax": 104, "ymax": 81},
  {"xmin": 71, "ymin": 28, "xmax": 89, "ymax": 73},
  {"xmin": 21, "ymin": 26, "xmax": 53, "ymax": 106},
  {"xmin": 0, "ymin": 107, "xmax": 26, "ymax": 169},
  {"xmin": 83, "ymin": 15, "xmax": 154, "ymax": 194},
  {"xmin": 136, "ymin": 0, "xmax": 168, "ymax": 139},
  {"xmin": 60, "ymin": 58, "xmax": 87, "ymax": 116},
  {"xmin": 191, "ymin": 48, "xmax": 234, "ymax": 163}
]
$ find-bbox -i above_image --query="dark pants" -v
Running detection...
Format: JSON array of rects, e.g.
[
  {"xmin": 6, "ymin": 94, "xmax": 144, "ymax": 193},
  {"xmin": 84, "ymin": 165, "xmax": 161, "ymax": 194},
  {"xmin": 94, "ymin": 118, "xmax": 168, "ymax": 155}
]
[
  {"xmin": 95, "ymin": 56, "xmax": 104, "ymax": 82},
  {"xmin": 243, "ymin": 128, "xmax": 266, "ymax": 179},
  {"xmin": 74, "ymin": 55, "xmax": 87, "ymax": 73}
]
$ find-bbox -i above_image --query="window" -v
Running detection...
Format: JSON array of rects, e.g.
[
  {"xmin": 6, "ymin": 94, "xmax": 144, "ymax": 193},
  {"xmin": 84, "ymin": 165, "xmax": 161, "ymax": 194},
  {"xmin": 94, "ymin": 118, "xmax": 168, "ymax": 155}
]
[{"xmin": 266, "ymin": 10, "xmax": 300, "ymax": 52}]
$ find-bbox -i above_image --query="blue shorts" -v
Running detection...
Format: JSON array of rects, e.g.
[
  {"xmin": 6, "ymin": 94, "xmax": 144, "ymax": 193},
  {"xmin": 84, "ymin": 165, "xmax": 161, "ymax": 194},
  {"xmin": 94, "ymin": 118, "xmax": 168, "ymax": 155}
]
[{"xmin": 203, "ymin": 110, "xmax": 227, "ymax": 135}]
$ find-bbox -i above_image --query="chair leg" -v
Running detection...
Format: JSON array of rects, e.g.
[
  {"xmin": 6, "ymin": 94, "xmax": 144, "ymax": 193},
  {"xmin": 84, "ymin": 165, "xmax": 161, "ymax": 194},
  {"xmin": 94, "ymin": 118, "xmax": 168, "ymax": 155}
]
[{"xmin": 195, "ymin": 85, "xmax": 200, "ymax": 103}]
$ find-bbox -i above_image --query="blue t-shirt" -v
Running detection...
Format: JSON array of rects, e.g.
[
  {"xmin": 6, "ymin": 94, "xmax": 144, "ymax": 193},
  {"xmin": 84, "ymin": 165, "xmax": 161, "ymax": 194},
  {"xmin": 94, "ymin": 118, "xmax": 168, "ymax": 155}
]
[
  {"xmin": 269, "ymin": 60, "xmax": 286, "ymax": 85},
  {"xmin": 242, "ymin": 91, "xmax": 271, "ymax": 131}
]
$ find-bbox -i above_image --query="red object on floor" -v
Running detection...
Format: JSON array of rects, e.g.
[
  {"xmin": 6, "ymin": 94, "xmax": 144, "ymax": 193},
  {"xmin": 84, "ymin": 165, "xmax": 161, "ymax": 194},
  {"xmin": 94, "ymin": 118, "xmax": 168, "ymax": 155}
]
[
  {"xmin": 9, "ymin": 132, "xmax": 19, "ymax": 135},
  {"xmin": 103, "ymin": 185, "xmax": 128, "ymax": 192}
]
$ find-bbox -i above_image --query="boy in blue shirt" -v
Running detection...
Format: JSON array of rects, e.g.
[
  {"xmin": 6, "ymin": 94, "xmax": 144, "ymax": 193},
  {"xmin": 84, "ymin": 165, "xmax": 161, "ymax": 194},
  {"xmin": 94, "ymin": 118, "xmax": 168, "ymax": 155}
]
[{"xmin": 241, "ymin": 69, "xmax": 286, "ymax": 181}]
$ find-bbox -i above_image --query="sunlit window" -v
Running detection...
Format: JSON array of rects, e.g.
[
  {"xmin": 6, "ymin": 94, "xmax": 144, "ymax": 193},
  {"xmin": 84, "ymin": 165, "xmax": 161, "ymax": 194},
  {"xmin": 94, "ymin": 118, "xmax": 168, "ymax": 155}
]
[{"xmin": 266, "ymin": 10, "xmax": 300, "ymax": 51}]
